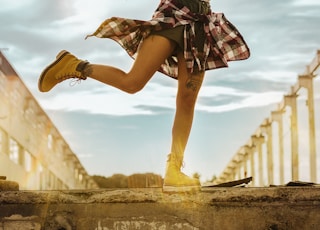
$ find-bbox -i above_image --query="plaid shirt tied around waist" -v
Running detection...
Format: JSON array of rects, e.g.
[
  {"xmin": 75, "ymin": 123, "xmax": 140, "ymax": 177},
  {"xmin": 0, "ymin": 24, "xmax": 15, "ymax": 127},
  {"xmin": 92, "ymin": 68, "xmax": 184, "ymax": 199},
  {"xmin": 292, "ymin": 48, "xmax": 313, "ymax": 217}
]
[{"xmin": 86, "ymin": 0, "xmax": 250, "ymax": 79}]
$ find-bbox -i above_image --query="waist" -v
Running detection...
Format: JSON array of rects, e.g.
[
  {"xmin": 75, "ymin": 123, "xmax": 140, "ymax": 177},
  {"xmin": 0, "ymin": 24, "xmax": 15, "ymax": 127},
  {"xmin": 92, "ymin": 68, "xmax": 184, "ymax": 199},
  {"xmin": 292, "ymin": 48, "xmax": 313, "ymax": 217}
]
[{"xmin": 178, "ymin": 0, "xmax": 211, "ymax": 14}]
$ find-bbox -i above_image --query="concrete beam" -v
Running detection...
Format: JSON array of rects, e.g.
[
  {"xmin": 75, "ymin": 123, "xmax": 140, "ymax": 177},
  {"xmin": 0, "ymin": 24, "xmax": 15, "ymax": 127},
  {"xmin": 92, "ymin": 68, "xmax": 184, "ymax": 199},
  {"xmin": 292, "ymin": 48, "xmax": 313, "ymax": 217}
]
[{"xmin": 303, "ymin": 49, "xmax": 320, "ymax": 75}]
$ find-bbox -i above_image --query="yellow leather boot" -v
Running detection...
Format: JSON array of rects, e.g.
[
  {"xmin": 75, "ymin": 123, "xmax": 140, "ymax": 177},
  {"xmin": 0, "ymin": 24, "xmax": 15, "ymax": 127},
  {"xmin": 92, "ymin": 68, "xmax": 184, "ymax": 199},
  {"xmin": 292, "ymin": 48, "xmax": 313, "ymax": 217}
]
[
  {"xmin": 163, "ymin": 153, "xmax": 200, "ymax": 192},
  {"xmin": 38, "ymin": 50, "xmax": 88, "ymax": 92}
]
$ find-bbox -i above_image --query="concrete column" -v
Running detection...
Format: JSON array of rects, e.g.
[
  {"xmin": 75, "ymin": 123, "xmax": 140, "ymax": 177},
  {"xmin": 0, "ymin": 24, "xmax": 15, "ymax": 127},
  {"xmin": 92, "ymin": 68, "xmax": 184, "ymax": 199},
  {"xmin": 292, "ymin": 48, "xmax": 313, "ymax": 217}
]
[
  {"xmin": 242, "ymin": 153, "xmax": 248, "ymax": 178},
  {"xmin": 284, "ymin": 93, "xmax": 299, "ymax": 181},
  {"xmin": 232, "ymin": 153, "xmax": 245, "ymax": 180},
  {"xmin": 218, "ymin": 174, "xmax": 227, "ymax": 184},
  {"xmin": 299, "ymin": 75, "xmax": 317, "ymax": 183},
  {"xmin": 272, "ymin": 110, "xmax": 285, "ymax": 185},
  {"xmin": 244, "ymin": 145, "xmax": 255, "ymax": 186},
  {"xmin": 232, "ymin": 160, "xmax": 240, "ymax": 180},
  {"xmin": 2, "ymin": 131, "xmax": 9, "ymax": 155},
  {"xmin": 260, "ymin": 119, "xmax": 274, "ymax": 186},
  {"xmin": 226, "ymin": 166, "xmax": 236, "ymax": 181},
  {"xmin": 252, "ymin": 135, "xmax": 265, "ymax": 186}
]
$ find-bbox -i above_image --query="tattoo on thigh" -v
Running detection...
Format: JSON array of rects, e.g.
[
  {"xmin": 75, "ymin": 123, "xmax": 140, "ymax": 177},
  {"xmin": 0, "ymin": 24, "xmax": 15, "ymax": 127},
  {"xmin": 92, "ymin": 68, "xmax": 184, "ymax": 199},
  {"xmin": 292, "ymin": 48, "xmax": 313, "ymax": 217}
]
[{"xmin": 186, "ymin": 75, "xmax": 202, "ymax": 92}]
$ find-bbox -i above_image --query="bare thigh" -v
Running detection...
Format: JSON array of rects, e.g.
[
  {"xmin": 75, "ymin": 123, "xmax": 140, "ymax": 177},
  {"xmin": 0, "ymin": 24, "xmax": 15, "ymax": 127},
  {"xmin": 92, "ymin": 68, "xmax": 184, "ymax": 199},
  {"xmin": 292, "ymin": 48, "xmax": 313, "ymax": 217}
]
[
  {"xmin": 127, "ymin": 35, "xmax": 176, "ymax": 89},
  {"xmin": 176, "ymin": 52, "xmax": 205, "ymax": 104}
]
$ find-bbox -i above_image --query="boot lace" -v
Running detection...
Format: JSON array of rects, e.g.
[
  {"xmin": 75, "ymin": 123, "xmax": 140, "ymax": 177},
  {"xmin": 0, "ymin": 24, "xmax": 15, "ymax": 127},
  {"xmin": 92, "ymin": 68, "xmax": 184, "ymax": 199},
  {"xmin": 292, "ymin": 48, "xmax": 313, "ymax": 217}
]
[
  {"xmin": 69, "ymin": 78, "xmax": 84, "ymax": 87},
  {"xmin": 56, "ymin": 73, "xmax": 87, "ymax": 86}
]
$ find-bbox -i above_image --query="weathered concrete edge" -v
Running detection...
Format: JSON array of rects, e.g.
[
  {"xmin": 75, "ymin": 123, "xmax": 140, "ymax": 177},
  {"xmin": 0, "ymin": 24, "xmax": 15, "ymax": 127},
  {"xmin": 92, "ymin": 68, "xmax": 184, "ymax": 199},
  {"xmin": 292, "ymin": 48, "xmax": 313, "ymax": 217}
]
[
  {"xmin": 0, "ymin": 180, "xmax": 19, "ymax": 191},
  {"xmin": 0, "ymin": 187, "xmax": 319, "ymax": 205},
  {"xmin": 1, "ymin": 187, "xmax": 320, "ymax": 230}
]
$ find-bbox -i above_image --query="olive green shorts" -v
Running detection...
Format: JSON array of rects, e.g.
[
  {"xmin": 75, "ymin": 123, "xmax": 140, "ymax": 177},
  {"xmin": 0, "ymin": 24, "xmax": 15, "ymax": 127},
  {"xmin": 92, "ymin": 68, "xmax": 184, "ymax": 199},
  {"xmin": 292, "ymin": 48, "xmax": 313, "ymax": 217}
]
[
  {"xmin": 151, "ymin": 0, "xmax": 210, "ymax": 52},
  {"xmin": 152, "ymin": 26, "xmax": 185, "ymax": 51}
]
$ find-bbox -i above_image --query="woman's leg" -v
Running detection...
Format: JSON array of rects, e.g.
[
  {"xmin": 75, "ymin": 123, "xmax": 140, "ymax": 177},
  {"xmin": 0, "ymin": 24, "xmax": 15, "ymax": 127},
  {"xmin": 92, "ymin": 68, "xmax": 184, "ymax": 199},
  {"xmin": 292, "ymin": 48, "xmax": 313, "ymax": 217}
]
[
  {"xmin": 86, "ymin": 35, "xmax": 176, "ymax": 94},
  {"xmin": 38, "ymin": 35, "xmax": 175, "ymax": 93},
  {"xmin": 163, "ymin": 52, "xmax": 205, "ymax": 192},
  {"xmin": 171, "ymin": 54, "xmax": 205, "ymax": 155}
]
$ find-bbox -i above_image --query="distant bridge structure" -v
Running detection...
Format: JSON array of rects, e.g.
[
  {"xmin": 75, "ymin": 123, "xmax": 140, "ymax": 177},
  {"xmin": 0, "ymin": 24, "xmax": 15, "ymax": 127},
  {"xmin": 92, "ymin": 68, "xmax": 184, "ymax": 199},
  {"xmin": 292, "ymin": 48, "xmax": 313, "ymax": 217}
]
[
  {"xmin": 0, "ymin": 51, "xmax": 98, "ymax": 190},
  {"xmin": 215, "ymin": 50, "xmax": 320, "ymax": 186}
]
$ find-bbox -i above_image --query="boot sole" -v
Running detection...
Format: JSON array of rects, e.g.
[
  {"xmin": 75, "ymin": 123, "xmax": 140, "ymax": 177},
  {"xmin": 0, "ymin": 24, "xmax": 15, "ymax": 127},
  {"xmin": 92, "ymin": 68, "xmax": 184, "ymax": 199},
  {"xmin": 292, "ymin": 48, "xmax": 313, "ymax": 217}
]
[
  {"xmin": 162, "ymin": 185, "xmax": 201, "ymax": 193},
  {"xmin": 38, "ymin": 50, "xmax": 70, "ymax": 92}
]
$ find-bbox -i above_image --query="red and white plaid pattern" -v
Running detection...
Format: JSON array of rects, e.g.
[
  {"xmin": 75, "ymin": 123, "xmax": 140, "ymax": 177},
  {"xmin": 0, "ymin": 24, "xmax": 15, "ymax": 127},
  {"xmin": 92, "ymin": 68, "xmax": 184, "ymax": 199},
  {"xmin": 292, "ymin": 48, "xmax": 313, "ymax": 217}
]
[{"xmin": 86, "ymin": 0, "xmax": 250, "ymax": 79}]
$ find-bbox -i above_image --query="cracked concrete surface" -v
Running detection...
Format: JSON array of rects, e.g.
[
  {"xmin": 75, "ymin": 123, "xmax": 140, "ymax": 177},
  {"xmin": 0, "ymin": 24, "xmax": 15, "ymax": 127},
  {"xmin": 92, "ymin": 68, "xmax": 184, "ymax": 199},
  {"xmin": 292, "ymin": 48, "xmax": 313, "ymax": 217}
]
[{"xmin": 0, "ymin": 187, "xmax": 320, "ymax": 229}]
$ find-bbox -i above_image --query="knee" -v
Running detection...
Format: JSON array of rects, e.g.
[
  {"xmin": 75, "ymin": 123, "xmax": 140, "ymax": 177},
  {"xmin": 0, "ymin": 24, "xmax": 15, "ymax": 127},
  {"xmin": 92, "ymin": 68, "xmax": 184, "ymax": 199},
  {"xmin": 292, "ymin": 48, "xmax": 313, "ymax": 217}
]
[
  {"xmin": 122, "ymin": 81, "xmax": 145, "ymax": 94},
  {"xmin": 177, "ymin": 72, "xmax": 204, "ymax": 109},
  {"xmin": 178, "ymin": 91, "xmax": 199, "ymax": 110}
]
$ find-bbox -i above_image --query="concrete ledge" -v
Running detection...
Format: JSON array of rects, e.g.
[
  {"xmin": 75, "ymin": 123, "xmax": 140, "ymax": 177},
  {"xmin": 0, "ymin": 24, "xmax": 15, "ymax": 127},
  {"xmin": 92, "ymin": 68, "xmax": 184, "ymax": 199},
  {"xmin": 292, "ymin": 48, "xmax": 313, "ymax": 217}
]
[
  {"xmin": 0, "ymin": 180, "xmax": 19, "ymax": 191},
  {"xmin": 0, "ymin": 187, "xmax": 319, "ymax": 229}
]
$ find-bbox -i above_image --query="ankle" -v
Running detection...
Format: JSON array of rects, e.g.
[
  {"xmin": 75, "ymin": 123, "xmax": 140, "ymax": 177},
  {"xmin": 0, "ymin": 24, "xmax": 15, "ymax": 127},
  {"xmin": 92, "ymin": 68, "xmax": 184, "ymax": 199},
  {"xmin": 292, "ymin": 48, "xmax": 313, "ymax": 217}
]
[{"xmin": 77, "ymin": 61, "xmax": 91, "ymax": 78}]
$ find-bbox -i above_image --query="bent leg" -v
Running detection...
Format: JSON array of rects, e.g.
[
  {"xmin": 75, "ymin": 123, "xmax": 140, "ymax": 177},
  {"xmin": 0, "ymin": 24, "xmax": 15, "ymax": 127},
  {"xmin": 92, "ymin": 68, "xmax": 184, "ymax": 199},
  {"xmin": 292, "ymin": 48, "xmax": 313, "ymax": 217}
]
[{"xmin": 87, "ymin": 35, "xmax": 175, "ymax": 94}]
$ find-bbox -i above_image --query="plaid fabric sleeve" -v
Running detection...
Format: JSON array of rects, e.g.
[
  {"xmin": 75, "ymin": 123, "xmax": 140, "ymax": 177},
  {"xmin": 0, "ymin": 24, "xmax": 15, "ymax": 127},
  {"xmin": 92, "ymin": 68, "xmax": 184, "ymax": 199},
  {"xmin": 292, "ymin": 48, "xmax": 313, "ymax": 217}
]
[
  {"xmin": 85, "ymin": 2, "xmax": 250, "ymax": 79},
  {"xmin": 216, "ymin": 14, "xmax": 250, "ymax": 61},
  {"xmin": 86, "ymin": 17, "xmax": 155, "ymax": 58}
]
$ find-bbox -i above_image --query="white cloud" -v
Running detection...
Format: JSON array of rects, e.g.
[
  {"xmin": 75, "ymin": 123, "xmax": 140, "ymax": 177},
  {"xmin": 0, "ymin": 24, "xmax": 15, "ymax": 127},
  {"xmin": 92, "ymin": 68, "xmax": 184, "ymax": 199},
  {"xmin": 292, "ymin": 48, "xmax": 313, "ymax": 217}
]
[
  {"xmin": 38, "ymin": 82, "xmax": 285, "ymax": 115},
  {"xmin": 0, "ymin": 0, "xmax": 33, "ymax": 11},
  {"xmin": 246, "ymin": 70, "xmax": 298, "ymax": 84},
  {"xmin": 77, "ymin": 153, "xmax": 95, "ymax": 159},
  {"xmin": 38, "ymin": 81, "xmax": 177, "ymax": 115},
  {"xmin": 198, "ymin": 91, "xmax": 284, "ymax": 113},
  {"xmin": 199, "ymin": 85, "xmax": 247, "ymax": 98},
  {"xmin": 292, "ymin": 0, "xmax": 320, "ymax": 6}
]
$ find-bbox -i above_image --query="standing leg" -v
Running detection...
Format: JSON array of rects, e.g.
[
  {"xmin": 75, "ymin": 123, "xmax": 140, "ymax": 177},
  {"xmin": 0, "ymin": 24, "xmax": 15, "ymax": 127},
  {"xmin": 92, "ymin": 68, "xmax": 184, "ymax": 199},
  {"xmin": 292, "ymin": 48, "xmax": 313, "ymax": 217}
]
[
  {"xmin": 171, "ymin": 54, "xmax": 204, "ymax": 156},
  {"xmin": 163, "ymin": 52, "xmax": 205, "ymax": 192}
]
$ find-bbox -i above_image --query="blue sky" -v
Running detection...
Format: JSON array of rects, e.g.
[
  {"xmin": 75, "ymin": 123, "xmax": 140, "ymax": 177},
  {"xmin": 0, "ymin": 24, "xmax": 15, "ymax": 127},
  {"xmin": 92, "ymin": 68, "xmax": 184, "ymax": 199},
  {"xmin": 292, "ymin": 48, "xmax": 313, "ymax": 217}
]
[{"xmin": 1, "ymin": 0, "xmax": 319, "ymax": 182}]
